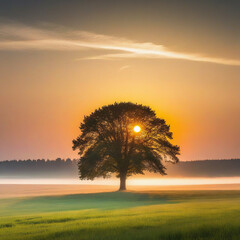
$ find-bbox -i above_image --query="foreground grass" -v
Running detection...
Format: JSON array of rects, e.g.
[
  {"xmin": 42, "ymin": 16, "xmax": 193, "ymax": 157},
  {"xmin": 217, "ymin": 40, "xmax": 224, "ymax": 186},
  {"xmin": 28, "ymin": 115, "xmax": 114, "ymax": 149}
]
[{"xmin": 0, "ymin": 190, "xmax": 239, "ymax": 240}]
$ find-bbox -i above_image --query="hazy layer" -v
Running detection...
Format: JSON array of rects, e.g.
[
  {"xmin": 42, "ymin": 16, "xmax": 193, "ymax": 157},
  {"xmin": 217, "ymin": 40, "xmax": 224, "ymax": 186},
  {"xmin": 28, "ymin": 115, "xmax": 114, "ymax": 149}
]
[{"xmin": 1, "ymin": 177, "xmax": 240, "ymax": 185}]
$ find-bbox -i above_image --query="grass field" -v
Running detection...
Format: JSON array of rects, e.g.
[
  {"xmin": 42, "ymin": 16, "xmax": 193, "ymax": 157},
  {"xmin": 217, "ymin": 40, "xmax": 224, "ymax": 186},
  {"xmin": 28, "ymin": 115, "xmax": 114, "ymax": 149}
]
[{"xmin": 0, "ymin": 190, "xmax": 240, "ymax": 240}]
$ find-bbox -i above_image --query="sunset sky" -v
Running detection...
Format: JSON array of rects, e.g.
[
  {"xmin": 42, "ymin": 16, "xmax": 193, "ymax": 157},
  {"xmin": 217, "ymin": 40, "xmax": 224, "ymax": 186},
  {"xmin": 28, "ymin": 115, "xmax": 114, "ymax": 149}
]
[{"xmin": 0, "ymin": 0, "xmax": 239, "ymax": 161}]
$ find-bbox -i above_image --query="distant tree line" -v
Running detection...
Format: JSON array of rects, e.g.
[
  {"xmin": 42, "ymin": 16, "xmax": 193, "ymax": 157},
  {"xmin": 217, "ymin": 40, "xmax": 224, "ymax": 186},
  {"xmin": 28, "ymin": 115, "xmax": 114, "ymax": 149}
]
[
  {"xmin": 0, "ymin": 158, "xmax": 78, "ymax": 178},
  {"xmin": 164, "ymin": 159, "xmax": 240, "ymax": 178},
  {"xmin": 0, "ymin": 158, "xmax": 239, "ymax": 178}
]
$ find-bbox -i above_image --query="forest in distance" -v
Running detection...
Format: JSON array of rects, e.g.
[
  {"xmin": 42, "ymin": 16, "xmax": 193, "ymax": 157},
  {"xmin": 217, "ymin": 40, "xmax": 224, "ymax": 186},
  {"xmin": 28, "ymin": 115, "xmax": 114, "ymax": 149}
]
[{"xmin": 0, "ymin": 158, "xmax": 239, "ymax": 179}]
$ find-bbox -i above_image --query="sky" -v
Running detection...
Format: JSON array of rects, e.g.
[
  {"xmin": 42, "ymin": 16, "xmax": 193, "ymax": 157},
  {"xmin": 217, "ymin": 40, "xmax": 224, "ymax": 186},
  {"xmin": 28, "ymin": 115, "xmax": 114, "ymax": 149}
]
[{"xmin": 0, "ymin": 0, "xmax": 240, "ymax": 161}]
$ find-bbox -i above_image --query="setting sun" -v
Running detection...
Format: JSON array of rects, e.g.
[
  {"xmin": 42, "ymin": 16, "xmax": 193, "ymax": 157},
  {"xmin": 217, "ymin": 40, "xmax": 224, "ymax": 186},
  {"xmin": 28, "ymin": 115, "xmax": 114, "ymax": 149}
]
[{"xmin": 134, "ymin": 125, "xmax": 141, "ymax": 133}]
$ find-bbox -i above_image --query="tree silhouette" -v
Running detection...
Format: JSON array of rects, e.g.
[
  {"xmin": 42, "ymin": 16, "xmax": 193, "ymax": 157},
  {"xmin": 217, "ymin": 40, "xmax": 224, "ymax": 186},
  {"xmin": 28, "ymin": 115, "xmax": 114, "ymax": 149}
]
[{"xmin": 73, "ymin": 102, "xmax": 180, "ymax": 190}]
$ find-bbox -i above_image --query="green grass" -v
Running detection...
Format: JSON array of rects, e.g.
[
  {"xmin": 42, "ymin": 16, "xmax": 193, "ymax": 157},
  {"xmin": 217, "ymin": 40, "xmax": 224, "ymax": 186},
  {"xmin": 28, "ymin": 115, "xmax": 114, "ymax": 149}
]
[{"xmin": 0, "ymin": 190, "xmax": 240, "ymax": 240}]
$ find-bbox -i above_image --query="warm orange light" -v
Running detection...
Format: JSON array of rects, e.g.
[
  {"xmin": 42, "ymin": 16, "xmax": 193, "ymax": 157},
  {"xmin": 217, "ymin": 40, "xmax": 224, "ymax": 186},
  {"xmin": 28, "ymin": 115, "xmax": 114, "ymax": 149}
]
[{"xmin": 134, "ymin": 125, "xmax": 141, "ymax": 133}]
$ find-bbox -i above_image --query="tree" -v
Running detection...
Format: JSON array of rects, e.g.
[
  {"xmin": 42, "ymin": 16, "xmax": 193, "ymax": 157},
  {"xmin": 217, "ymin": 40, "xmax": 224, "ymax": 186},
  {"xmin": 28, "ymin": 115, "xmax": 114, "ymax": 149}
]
[{"xmin": 73, "ymin": 102, "xmax": 180, "ymax": 191}]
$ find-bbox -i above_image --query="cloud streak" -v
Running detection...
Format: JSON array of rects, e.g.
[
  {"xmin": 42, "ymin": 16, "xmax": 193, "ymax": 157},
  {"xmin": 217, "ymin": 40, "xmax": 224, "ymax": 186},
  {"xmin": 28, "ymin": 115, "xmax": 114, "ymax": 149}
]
[{"xmin": 0, "ymin": 23, "xmax": 240, "ymax": 66}]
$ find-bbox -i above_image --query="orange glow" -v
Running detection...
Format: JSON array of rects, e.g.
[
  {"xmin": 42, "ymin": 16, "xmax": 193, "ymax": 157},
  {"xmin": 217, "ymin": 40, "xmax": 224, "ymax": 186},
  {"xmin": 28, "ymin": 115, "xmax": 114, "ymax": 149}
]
[{"xmin": 1, "ymin": 5, "xmax": 240, "ymax": 162}]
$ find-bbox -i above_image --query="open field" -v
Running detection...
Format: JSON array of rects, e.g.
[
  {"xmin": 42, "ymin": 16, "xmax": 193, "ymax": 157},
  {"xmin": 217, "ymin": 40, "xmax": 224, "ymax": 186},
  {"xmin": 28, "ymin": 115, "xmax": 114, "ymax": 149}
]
[
  {"xmin": 1, "ymin": 183, "xmax": 240, "ymax": 198},
  {"xmin": 0, "ymin": 187, "xmax": 240, "ymax": 240}
]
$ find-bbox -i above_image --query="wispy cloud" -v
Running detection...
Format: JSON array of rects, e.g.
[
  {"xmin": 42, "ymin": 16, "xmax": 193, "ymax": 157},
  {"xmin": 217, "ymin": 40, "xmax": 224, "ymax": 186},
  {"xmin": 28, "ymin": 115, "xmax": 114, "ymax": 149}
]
[
  {"xmin": 0, "ymin": 23, "xmax": 240, "ymax": 66},
  {"xmin": 119, "ymin": 65, "xmax": 130, "ymax": 71}
]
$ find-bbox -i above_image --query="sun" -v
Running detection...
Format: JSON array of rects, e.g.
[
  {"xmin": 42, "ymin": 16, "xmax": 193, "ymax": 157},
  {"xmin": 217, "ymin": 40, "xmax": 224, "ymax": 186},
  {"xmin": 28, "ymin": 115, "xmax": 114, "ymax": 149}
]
[{"xmin": 134, "ymin": 125, "xmax": 141, "ymax": 133}]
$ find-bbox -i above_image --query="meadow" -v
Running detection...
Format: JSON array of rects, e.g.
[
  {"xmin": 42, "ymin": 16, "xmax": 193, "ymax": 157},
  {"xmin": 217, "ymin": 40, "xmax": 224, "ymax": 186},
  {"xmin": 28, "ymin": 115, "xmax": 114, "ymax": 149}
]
[{"xmin": 0, "ymin": 190, "xmax": 240, "ymax": 240}]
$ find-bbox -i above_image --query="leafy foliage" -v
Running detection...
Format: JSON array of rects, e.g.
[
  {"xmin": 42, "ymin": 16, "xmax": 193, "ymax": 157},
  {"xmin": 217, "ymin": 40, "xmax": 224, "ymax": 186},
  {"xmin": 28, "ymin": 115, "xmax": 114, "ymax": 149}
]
[{"xmin": 73, "ymin": 102, "xmax": 180, "ymax": 188}]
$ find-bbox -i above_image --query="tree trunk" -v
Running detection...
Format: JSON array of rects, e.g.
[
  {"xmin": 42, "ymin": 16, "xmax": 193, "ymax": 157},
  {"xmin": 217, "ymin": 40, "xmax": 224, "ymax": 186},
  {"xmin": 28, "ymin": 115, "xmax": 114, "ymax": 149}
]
[{"xmin": 119, "ymin": 174, "xmax": 127, "ymax": 191}]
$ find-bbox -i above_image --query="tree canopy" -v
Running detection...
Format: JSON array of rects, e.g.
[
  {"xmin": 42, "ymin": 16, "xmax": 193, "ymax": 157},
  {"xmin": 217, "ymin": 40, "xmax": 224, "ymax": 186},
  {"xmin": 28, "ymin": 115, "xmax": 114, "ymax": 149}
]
[{"xmin": 73, "ymin": 102, "xmax": 180, "ymax": 190}]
